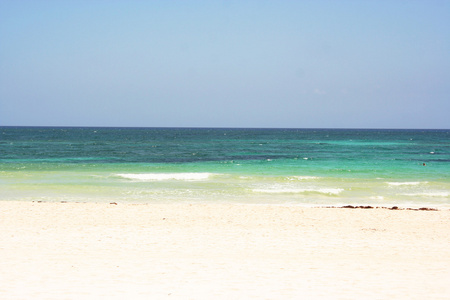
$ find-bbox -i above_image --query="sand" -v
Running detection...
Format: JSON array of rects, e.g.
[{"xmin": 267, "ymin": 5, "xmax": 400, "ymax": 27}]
[{"xmin": 0, "ymin": 201, "xmax": 449, "ymax": 299}]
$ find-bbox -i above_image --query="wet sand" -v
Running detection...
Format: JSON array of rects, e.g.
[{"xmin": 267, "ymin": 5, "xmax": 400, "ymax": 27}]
[{"xmin": 1, "ymin": 201, "xmax": 449, "ymax": 299}]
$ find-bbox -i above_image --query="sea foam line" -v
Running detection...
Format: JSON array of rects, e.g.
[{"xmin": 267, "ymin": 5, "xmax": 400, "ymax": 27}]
[
  {"xmin": 401, "ymin": 192, "xmax": 449, "ymax": 197},
  {"xmin": 116, "ymin": 173, "xmax": 215, "ymax": 181},
  {"xmin": 287, "ymin": 176, "xmax": 320, "ymax": 180},
  {"xmin": 252, "ymin": 188, "xmax": 344, "ymax": 195},
  {"xmin": 387, "ymin": 182, "xmax": 427, "ymax": 186}
]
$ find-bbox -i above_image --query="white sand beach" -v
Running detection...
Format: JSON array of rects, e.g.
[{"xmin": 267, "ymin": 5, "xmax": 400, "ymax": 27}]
[{"xmin": 0, "ymin": 201, "xmax": 449, "ymax": 299}]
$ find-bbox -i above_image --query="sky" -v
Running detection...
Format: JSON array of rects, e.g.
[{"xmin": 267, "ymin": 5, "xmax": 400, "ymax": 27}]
[{"xmin": 1, "ymin": 1, "xmax": 449, "ymax": 129}]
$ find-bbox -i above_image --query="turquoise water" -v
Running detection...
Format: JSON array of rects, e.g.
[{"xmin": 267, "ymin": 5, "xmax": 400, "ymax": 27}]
[{"xmin": 1, "ymin": 127, "xmax": 449, "ymax": 207}]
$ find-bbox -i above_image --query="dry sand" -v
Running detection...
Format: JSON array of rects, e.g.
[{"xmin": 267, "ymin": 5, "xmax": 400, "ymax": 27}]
[{"xmin": 0, "ymin": 201, "xmax": 449, "ymax": 299}]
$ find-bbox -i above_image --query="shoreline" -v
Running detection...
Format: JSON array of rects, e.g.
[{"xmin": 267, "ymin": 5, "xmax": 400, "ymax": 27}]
[
  {"xmin": 1, "ymin": 201, "xmax": 449, "ymax": 299},
  {"xmin": 31, "ymin": 200, "xmax": 450, "ymax": 211}
]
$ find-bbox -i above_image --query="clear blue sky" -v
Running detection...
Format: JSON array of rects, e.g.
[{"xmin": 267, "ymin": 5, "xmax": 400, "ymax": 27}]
[{"xmin": 1, "ymin": 1, "xmax": 449, "ymax": 128}]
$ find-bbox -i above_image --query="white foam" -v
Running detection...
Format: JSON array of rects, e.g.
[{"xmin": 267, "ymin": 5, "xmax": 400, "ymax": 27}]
[
  {"xmin": 116, "ymin": 173, "xmax": 214, "ymax": 181},
  {"xmin": 288, "ymin": 176, "xmax": 320, "ymax": 180},
  {"xmin": 387, "ymin": 182, "xmax": 425, "ymax": 186},
  {"xmin": 402, "ymin": 192, "xmax": 449, "ymax": 197},
  {"xmin": 253, "ymin": 188, "xmax": 344, "ymax": 195}
]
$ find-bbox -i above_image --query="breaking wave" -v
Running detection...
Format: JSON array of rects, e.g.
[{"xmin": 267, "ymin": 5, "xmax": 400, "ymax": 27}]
[
  {"xmin": 116, "ymin": 173, "xmax": 216, "ymax": 181},
  {"xmin": 387, "ymin": 182, "xmax": 427, "ymax": 186},
  {"xmin": 252, "ymin": 188, "xmax": 344, "ymax": 196}
]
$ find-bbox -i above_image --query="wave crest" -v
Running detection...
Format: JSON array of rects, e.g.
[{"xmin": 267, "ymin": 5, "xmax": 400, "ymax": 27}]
[
  {"xmin": 252, "ymin": 188, "xmax": 344, "ymax": 195},
  {"xmin": 116, "ymin": 173, "xmax": 214, "ymax": 181},
  {"xmin": 401, "ymin": 192, "xmax": 449, "ymax": 197},
  {"xmin": 387, "ymin": 182, "xmax": 426, "ymax": 186}
]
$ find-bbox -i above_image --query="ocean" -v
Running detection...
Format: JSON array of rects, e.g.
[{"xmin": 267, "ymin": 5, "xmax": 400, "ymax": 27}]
[{"xmin": 1, "ymin": 127, "xmax": 449, "ymax": 207}]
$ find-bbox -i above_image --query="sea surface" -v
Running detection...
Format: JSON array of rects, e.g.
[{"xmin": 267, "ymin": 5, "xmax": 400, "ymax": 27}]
[{"xmin": 1, "ymin": 127, "xmax": 449, "ymax": 207}]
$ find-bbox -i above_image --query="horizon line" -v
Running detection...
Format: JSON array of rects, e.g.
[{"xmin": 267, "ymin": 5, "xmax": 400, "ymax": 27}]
[{"xmin": 1, "ymin": 125, "xmax": 449, "ymax": 131}]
